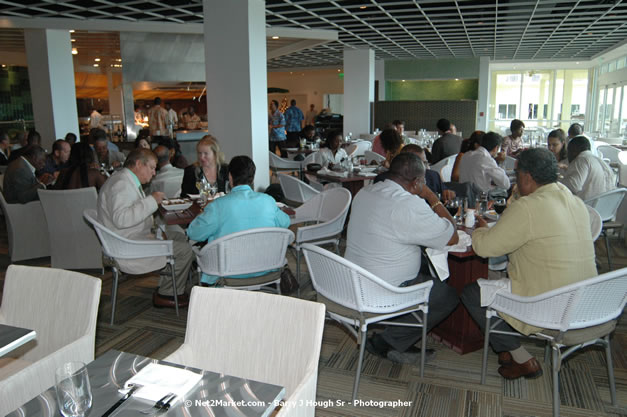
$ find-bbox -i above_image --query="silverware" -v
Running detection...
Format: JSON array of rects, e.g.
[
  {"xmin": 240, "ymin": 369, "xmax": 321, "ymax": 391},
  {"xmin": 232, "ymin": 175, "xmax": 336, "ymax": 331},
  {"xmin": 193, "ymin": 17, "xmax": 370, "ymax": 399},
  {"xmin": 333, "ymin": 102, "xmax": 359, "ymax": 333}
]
[
  {"xmin": 101, "ymin": 384, "xmax": 141, "ymax": 417},
  {"xmin": 139, "ymin": 393, "xmax": 177, "ymax": 415}
]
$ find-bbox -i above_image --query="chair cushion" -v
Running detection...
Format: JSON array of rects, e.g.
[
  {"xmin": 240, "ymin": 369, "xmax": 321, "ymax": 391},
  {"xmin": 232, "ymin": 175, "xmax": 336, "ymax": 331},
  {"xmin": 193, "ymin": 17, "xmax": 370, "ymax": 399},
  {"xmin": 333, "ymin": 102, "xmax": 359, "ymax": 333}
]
[
  {"xmin": 0, "ymin": 357, "xmax": 32, "ymax": 380},
  {"xmin": 539, "ymin": 320, "xmax": 617, "ymax": 346},
  {"xmin": 317, "ymin": 294, "xmax": 424, "ymax": 322},
  {"xmin": 221, "ymin": 270, "xmax": 281, "ymax": 287}
]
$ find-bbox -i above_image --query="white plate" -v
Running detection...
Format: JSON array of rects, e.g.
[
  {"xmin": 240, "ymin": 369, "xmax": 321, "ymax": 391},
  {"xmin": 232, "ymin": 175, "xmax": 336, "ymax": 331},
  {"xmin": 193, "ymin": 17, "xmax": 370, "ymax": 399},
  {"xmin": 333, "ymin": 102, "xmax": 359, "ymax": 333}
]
[
  {"xmin": 162, "ymin": 200, "xmax": 192, "ymax": 211},
  {"xmin": 284, "ymin": 148, "xmax": 300, "ymax": 151}
]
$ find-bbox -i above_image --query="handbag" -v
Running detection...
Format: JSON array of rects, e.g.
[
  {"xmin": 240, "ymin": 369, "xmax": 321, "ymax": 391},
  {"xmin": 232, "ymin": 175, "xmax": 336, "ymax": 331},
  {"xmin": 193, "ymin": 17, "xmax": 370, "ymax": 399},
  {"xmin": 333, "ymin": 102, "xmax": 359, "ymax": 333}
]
[{"xmin": 280, "ymin": 267, "xmax": 299, "ymax": 295}]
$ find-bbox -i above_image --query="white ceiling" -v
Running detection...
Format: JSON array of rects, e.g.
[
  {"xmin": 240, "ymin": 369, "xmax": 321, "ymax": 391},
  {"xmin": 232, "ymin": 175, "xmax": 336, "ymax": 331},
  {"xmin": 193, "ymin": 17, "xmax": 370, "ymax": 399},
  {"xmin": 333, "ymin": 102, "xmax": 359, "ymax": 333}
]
[{"xmin": 0, "ymin": 0, "xmax": 626, "ymax": 69}]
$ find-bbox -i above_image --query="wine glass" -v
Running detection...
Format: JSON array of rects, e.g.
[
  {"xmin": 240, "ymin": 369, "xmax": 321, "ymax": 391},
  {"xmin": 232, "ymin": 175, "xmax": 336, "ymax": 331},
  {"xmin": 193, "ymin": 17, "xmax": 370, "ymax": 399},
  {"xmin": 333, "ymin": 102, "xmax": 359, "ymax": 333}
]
[
  {"xmin": 494, "ymin": 198, "xmax": 507, "ymax": 219},
  {"xmin": 445, "ymin": 198, "xmax": 460, "ymax": 222},
  {"xmin": 209, "ymin": 183, "xmax": 218, "ymax": 198},
  {"xmin": 55, "ymin": 362, "xmax": 92, "ymax": 417}
]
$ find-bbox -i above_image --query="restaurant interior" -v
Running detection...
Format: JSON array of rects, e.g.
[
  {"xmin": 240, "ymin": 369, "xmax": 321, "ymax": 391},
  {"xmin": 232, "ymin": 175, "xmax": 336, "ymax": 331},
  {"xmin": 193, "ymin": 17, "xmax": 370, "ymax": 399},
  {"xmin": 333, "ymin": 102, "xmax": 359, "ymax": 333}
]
[{"xmin": 0, "ymin": 1, "xmax": 626, "ymax": 416}]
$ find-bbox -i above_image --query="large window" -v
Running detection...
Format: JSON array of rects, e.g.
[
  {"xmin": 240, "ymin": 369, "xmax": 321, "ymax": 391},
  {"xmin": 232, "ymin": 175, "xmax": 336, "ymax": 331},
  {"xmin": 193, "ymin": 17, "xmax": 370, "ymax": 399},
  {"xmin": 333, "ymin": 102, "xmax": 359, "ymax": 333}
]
[
  {"xmin": 489, "ymin": 69, "xmax": 589, "ymax": 133},
  {"xmin": 596, "ymin": 85, "xmax": 626, "ymax": 138}
]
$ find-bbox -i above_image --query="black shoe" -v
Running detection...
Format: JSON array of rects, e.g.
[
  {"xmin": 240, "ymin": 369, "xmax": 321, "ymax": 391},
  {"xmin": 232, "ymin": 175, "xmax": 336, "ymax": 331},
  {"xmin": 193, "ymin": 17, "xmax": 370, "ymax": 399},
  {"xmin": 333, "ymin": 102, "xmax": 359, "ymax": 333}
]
[{"xmin": 365, "ymin": 334, "xmax": 392, "ymax": 358}]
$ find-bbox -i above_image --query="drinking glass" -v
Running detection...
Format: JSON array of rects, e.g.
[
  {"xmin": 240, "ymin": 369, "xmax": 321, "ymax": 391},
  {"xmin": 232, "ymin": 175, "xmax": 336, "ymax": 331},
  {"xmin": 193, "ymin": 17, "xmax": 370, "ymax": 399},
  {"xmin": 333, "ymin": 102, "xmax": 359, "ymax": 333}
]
[
  {"xmin": 55, "ymin": 362, "xmax": 92, "ymax": 417},
  {"xmin": 478, "ymin": 192, "xmax": 489, "ymax": 216},
  {"xmin": 494, "ymin": 198, "xmax": 507, "ymax": 218}
]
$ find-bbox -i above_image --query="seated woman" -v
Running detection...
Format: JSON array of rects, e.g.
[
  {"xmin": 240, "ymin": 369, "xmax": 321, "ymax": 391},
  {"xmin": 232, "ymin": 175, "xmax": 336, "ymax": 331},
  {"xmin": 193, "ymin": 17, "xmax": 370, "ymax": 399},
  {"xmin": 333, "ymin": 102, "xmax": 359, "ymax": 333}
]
[
  {"xmin": 315, "ymin": 130, "xmax": 347, "ymax": 169},
  {"xmin": 134, "ymin": 136, "xmax": 151, "ymax": 149},
  {"xmin": 380, "ymin": 128, "xmax": 404, "ymax": 168},
  {"xmin": 451, "ymin": 130, "xmax": 484, "ymax": 182},
  {"xmin": 180, "ymin": 135, "xmax": 229, "ymax": 197},
  {"xmin": 547, "ymin": 128, "xmax": 568, "ymax": 171},
  {"xmin": 54, "ymin": 142, "xmax": 107, "ymax": 191}
]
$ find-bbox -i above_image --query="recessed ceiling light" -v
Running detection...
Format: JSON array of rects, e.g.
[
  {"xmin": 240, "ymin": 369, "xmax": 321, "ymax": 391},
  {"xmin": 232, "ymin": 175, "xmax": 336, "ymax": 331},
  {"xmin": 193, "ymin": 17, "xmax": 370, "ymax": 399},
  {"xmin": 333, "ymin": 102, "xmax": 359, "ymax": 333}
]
[
  {"xmin": 93, "ymin": 64, "xmax": 99, "ymax": 67},
  {"xmin": 576, "ymin": 62, "xmax": 580, "ymax": 65},
  {"xmin": 455, "ymin": 78, "xmax": 459, "ymax": 81},
  {"xmin": 402, "ymin": 79, "xmax": 405, "ymax": 82},
  {"xmin": 360, "ymin": 6, "xmax": 367, "ymax": 9},
  {"xmin": 71, "ymin": 39, "xmax": 76, "ymax": 42},
  {"xmin": 116, "ymin": 58, "xmax": 122, "ymax": 62},
  {"xmin": 272, "ymin": 36, "xmax": 279, "ymax": 40},
  {"xmin": 1, "ymin": 65, "xmax": 5, "ymax": 68},
  {"xmin": 337, "ymin": 69, "xmax": 341, "ymax": 72},
  {"xmin": 71, "ymin": 48, "xmax": 78, "ymax": 55},
  {"xmin": 69, "ymin": 30, "xmax": 75, "ymax": 33},
  {"xmin": 94, "ymin": 58, "xmax": 100, "ymax": 62}
]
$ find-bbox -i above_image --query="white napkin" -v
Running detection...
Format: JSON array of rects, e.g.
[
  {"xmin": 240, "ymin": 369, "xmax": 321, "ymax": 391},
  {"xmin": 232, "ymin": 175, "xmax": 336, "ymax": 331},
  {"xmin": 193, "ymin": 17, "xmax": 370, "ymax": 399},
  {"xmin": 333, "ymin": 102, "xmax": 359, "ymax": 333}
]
[
  {"xmin": 359, "ymin": 172, "xmax": 378, "ymax": 177},
  {"xmin": 448, "ymin": 230, "xmax": 472, "ymax": 253},
  {"xmin": 425, "ymin": 248, "xmax": 449, "ymax": 281},
  {"xmin": 477, "ymin": 278, "xmax": 511, "ymax": 307},
  {"xmin": 123, "ymin": 363, "xmax": 203, "ymax": 404},
  {"xmin": 318, "ymin": 167, "xmax": 348, "ymax": 177}
]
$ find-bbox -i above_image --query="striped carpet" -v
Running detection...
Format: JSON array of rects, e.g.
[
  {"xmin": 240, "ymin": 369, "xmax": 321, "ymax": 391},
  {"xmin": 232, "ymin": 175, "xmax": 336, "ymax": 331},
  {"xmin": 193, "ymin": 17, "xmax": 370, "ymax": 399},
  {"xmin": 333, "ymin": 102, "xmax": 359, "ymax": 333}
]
[{"xmin": 0, "ymin": 220, "xmax": 625, "ymax": 417}]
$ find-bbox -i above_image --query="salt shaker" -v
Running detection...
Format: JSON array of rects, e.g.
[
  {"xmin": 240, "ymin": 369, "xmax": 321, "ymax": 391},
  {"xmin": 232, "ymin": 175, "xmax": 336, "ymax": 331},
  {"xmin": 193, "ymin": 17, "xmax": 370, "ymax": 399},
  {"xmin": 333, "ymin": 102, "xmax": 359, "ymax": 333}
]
[{"xmin": 465, "ymin": 209, "xmax": 476, "ymax": 228}]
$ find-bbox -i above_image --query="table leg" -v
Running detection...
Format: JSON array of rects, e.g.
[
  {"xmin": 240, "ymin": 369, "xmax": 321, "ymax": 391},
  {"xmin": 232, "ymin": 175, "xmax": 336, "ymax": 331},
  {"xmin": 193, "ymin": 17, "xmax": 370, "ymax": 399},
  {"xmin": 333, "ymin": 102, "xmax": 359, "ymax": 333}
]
[{"xmin": 430, "ymin": 255, "xmax": 488, "ymax": 354}]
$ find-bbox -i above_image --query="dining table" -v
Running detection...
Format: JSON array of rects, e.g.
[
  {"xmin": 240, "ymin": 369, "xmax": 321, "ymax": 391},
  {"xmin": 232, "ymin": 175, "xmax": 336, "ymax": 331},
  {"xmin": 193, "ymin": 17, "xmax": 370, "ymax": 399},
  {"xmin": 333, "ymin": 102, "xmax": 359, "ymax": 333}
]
[
  {"xmin": 430, "ymin": 224, "xmax": 489, "ymax": 355},
  {"xmin": 0, "ymin": 323, "xmax": 36, "ymax": 357},
  {"xmin": 8, "ymin": 349, "xmax": 285, "ymax": 417},
  {"xmin": 306, "ymin": 169, "xmax": 377, "ymax": 196},
  {"xmin": 158, "ymin": 201, "xmax": 203, "ymax": 226}
]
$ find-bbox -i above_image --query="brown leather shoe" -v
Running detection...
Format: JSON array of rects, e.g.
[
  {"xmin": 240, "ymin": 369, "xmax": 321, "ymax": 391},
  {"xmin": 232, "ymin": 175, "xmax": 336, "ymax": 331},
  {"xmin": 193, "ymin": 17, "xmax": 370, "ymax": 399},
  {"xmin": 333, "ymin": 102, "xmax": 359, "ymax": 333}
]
[
  {"xmin": 498, "ymin": 358, "xmax": 543, "ymax": 380},
  {"xmin": 498, "ymin": 351, "xmax": 513, "ymax": 366},
  {"xmin": 152, "ymin": 291, "xmax": 189, "ymax": 309}
]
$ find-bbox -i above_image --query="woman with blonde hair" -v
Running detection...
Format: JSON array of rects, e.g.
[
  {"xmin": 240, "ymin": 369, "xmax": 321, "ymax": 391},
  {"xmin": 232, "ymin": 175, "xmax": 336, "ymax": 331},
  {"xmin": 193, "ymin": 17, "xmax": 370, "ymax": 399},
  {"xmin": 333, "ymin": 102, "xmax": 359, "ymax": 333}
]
[{"xmin": 181, "ymin": 135, "xmax": 229, "ymax": 197}]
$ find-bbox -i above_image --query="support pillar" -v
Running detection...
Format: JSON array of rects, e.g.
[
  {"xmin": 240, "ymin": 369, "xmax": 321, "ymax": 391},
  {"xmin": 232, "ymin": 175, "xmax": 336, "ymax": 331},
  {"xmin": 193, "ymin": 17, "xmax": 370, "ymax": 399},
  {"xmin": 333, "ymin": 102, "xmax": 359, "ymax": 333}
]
[
  {"xmin": 375, "ymin": 59, "xmax": 385, "ymax": 102},
  {"xmin": 343, "ymin": 49, "xmax": 374, "ymax": 137},
  {"xmin": 202, "ymin": 0, "xmax": 269, "ymax": 190},
  {"xmin": 107, "ymin": 69, "xmax": 124, "ymax": 134},
  {"xmin": 24, "ymin": 29, "xmax": 79, "ymax": 150},
  {"xmin": 477, "ymin": 56, "xmax": 490, "ymax": 131}
]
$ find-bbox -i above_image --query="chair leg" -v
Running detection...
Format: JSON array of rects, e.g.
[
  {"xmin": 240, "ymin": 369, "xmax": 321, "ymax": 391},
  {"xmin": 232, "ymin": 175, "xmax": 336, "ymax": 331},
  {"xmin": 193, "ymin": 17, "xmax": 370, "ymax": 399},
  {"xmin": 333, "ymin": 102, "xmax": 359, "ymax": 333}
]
[
  {"xmin": 352, "ymin": 327, "xmax": 368, "ymax": 402},
  {"xmin": 604, "ymin": 232, "xmax": 613, "ymax": 270},
  {"xmin": 552, "ymin": 347, "xmax": 561, "ymax": 417},
  {"xmin": 170, "ymin": 263, "xmax": 179, "ymax": 317},
  {"xmin": 604, "ymin": 335, "xmax": 617, "ymax": 406},
  {"xmin": 544, "ymin": 341, "xmax": 550, "ymax": 364},
  {"xmin": 296, "ymin": 249, "xmax": 301, "ymax": 298},
  {"xmin": 110, "ymin": 267, "xmax": 119, "ymax": 326},
  {"xmin": 420, "ymin": 312, "xmax": 428, "ymax": 378},
  {"xmin": 480, "ymin": 315, "xmax": 491, "ymax": 384}
]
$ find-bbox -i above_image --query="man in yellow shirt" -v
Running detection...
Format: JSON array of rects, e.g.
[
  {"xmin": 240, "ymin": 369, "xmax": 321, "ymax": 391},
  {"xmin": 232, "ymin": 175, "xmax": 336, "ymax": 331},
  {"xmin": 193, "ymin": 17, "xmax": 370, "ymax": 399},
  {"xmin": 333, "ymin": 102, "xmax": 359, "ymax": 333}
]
[{"xmin": 461, "ymin": 148, "xmax": 596, "ymax": 379}]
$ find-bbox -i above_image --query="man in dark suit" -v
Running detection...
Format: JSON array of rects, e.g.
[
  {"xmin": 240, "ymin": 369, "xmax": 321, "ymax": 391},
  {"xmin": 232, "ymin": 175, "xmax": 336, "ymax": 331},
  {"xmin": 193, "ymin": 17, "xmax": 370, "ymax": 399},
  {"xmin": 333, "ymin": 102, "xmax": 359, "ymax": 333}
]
[
  {"xmin": 0, "ymin": 130, "xmax": 9, "ymax": 165},
  {"xmin": 429, "ymin": 118, "xmax": 462, "ymax": 164},
  {"xmin": 3, "ymin": 146, "xmax": 54, "ymax": 204}
]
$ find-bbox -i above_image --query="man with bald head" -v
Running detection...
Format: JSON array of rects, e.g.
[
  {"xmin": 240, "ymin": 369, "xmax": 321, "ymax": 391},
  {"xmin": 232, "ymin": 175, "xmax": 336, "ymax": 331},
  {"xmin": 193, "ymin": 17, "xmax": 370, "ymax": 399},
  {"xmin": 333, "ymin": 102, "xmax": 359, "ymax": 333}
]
[{"xmin": 148, "ymin": 145, "xmax": 184, "ymax": 197}]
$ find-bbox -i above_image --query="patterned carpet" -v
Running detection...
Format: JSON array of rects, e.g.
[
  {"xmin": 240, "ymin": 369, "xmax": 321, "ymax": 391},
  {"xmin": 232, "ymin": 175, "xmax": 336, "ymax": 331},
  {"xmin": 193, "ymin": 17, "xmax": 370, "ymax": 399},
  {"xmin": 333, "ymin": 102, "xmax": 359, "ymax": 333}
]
[{"xmin": 0, "ymin": 220, "xmax": 625, "ymax": 417}]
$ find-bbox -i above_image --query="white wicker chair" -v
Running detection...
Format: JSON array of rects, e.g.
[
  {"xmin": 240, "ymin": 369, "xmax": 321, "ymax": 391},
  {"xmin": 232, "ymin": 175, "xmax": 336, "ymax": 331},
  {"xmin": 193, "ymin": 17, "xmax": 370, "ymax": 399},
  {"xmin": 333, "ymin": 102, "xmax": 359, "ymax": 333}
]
[
  {"xmin": 269, "ymin": 152, "xmax": 303, "ymax": 179},
  {"xmin": 291, "ymin": 188, "xmax": 352, "ymax": 289},
  {"xmin": 83, "ymin": 209, "xmax": 181, "ymax": 323},
  {"xmin": 440, "ymin": 163, "xmax": 453, "ymax": 182},
  {"xmin": 430, "ymin": 153, "xmax": 457, "ymax": 173},
  {"xmin": 480, "ymin": 267, "xmax": 627, "ymax": 417},
  {"xmin": 503, "ymin": 155, "xmax": 517, "ymax": 171},
  {"xmin": 279, "ymin": 173, "xmax": 320, "ymax": 204},
  {"xmin": 585, "ymin": 204, "xmax": 602, "ymax": 241},
  {"xmin": 364, "ymin": 150, "xmax": 385, "ymax": 164},
  {"xmin": 597, "ymin": 145, "xmax": 620, "ymax": 166},
  {"xmin": 38, "ymin": 187, "xmax": 102, "ymax": 270},
  {"xmin": 0, "ymin": 191, "xmax": 49, "ymax": 262},
  {"xmin": 585, "ymin": 188, "xmax": 627, "ymax": 269},
  {"xmin": 150, "ymin": 176, "xmax": 183, "ymax": 198},
  {"xmin": 302, "ymin": 243, "xmax": 433, "ymax": 401},
  {"xmin": 0, "ymin": 265, "xmax": 101, "ymax": 416},
  {"xmin": 345, "ymin": 141, "xmax": 372, "ymax": 158},
  {"xmin": 193, "ymin": 227, "xmax": 294, "ymax": 292},
  {"xmin": 165, "ymin": 287, "xmax": 325, "ymax": 417}
]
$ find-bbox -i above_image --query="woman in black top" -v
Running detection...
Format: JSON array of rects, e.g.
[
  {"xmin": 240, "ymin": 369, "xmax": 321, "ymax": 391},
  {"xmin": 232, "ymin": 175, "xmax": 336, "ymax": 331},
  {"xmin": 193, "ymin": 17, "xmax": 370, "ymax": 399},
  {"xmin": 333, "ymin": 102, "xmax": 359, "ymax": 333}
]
[{"xmin": 180, "ymin": 135, "xmax": 229, "ymax": 197}]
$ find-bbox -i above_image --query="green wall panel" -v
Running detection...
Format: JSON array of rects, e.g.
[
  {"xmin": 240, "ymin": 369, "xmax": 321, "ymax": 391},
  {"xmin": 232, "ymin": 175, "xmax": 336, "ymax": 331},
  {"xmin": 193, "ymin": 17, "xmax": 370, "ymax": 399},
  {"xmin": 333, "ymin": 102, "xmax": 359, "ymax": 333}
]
[
  {"xmin": 386, "ymin": 79, "xmax": 478, "ymax": 101},
  {"xmin": 0, "ymin": 66, "xmax": 33, "ymax": 122}
]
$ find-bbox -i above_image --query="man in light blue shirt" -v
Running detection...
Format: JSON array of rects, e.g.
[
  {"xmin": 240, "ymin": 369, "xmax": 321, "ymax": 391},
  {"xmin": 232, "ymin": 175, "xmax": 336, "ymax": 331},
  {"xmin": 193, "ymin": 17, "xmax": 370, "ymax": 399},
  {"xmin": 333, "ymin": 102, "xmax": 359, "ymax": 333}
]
[
  {"xmin": 268, "ymin": 99, "xmax": 287, "ymax": 156},
  {"xmin": 187, "ymin": 155, "xmax": 291, "ymax": 285},
  {"xmin": 284, "ymin": 99, "xmax": 304, "ymax": 149}
]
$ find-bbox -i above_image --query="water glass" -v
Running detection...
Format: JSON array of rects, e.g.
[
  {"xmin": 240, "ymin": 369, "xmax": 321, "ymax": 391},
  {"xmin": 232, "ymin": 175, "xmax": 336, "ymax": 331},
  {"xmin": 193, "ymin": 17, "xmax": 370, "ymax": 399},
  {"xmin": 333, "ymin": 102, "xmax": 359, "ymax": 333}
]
[{"xmin": 55, "ymin": 362, "xmax": 92, "ymax": 417}]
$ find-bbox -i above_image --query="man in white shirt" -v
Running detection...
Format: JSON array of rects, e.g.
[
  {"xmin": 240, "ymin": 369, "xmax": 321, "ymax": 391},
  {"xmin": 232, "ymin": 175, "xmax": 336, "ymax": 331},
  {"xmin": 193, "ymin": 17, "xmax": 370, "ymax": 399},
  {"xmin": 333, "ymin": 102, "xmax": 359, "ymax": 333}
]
[
  {"xmin": 345, "ymin": 153, "xmax": 460, "ymax": 363},
  {"xmin": 561, "ymin": 136, "xmax": 615, "ymax": 201},
  {"xmin": 165, "ymin": 102, "xmax": 178, "ymax": 135},
  {"xmin": 459, "ymin": 132, "xmax": 511, "ymax": 193},
  {"xmin": 149, "ymin": 145, "xmax": 184, "ymax": 197},
  {"xmin": 89, "ymin": 108, "xmax": 103, "ymax": 130}
]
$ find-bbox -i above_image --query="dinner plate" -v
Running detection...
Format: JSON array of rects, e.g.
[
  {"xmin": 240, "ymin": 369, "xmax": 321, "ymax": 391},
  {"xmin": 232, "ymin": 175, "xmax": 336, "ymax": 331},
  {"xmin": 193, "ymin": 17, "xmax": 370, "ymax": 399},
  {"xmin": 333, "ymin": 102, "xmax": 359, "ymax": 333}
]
[
  {"xmin": 284, "ymin": 148, "xmax": 300, "ymax": 151},
  {"xmin": 484, "ymin": 210, "xmax": 498, "ymax": 221},
  {"xmin": 162, "ymin": 199, "xmax": 192, "ymax": 211}
]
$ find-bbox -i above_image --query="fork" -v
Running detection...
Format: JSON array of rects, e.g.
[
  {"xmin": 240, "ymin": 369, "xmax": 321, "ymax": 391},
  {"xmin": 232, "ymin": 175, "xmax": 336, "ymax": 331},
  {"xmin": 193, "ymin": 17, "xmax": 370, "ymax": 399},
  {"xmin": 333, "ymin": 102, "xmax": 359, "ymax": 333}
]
[{"xmin": 139, "ymin": 393, "xmax": 177, "ymax": 415}]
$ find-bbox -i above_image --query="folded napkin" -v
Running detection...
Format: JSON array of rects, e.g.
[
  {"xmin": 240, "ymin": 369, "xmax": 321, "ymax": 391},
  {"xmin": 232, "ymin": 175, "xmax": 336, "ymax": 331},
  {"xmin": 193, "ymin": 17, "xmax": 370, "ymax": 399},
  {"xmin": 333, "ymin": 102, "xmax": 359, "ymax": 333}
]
[
  {"xmin": 123, "ymin": 363, "xmax": 202, "ymax": 404},
  {"xmin": 448, "ymin": 230, "xmax": 472, "ymax": 253},
  {"xmin": 425, "ymin": 248, "xmax": 449, "ymax": 281},
  {"xmin": 359, "ymin": 172, "xmax": 378, "ymax": 177},
  {"xmin": 477, "ymin": 278, "xmax": 511, "ymax": 307}
]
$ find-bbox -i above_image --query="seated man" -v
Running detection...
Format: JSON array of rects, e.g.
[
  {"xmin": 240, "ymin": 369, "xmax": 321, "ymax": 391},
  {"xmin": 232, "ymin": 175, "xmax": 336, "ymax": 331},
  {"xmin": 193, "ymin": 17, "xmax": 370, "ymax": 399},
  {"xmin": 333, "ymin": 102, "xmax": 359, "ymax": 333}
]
[
  {"xmin": 9, "ymin": 129, "xmax": 41, "ymax": 163},
  {"xmin": 345, "ymin": 153, "xmax": 460, "ymax": 363},
  {"xmin": 3, "ymin": 145, "xmax": 54, "ymax": 204},
  {"xmin": 429, "ymin": 118, "xmax": 462, "ymax": 164},
  {"xmin": 0, "ymin": 130, "xmax": 10, "ymax": 165},
  {"xmin": 461, "ymin": 148, "xmax": 596, "ymax": 379},
  {"xmin": 39, "ymin": 139, "xmax": 71, "ymax": 176},
  {"xmin": 148, "ymin": 145, "xmax": 184, "ymax": 197},
  {"xmin": 458, "ymin": 132, "xmax": 510, "ymax": 193},
  {"xmin": 97, "ymin": 149, "xmax": 194, "ymax": 308},
  {"xmin": 561, "ymin": 136, "xmax": 615, "ymax": 201},
  {"xmin": 93, "ymin": 129, "xmax": 125, "ymax": 169},
  {"xmin": 186, "ymin": 155, "xmax": 290, "ymax": 285}
]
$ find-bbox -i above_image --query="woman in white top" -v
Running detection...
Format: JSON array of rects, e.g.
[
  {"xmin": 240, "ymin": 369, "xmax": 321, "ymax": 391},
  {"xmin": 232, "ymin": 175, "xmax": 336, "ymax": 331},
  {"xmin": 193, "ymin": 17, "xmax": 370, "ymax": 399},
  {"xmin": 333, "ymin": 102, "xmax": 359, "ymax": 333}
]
[{"xmin": 316, "ymin": 130, "xmax": 347, "ymax": 168}]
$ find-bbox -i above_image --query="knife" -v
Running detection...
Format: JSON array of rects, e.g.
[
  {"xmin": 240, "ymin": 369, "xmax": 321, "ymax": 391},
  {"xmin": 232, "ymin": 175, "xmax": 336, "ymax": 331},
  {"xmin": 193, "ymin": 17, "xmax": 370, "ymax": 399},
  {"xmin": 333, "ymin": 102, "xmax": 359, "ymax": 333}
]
[{"xmin": 101, "ymin": 384, "xmax": 141, "ymax": 417}]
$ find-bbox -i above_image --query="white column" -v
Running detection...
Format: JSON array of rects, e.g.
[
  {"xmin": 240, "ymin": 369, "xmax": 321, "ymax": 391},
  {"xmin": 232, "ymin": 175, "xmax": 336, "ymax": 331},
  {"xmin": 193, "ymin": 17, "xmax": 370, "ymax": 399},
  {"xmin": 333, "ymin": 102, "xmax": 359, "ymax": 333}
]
[
  {"xmin": 375, "ymin": 59, "xmax": 386, "ymax": 101},
  {"xmin": 477, "ymin": 56, "xmax": 490, "ymax": 131},
  {"xmin": 107, "ymin": 69, "xmax": 124, "ymax": 129},
  {"xmin": 202, "ymin": 0, "xmax": 269, "ymax": 191},
  {"xmin": 121, "ymin": 81, "xmax": 138, "ymax": 140},
  {"xmin": 24, "ymin": 29, "xmax": 79, "ymax": 150},
  {"xmin": 343, "ymin": 48, "xmax": 374, "ymax": 137}
]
